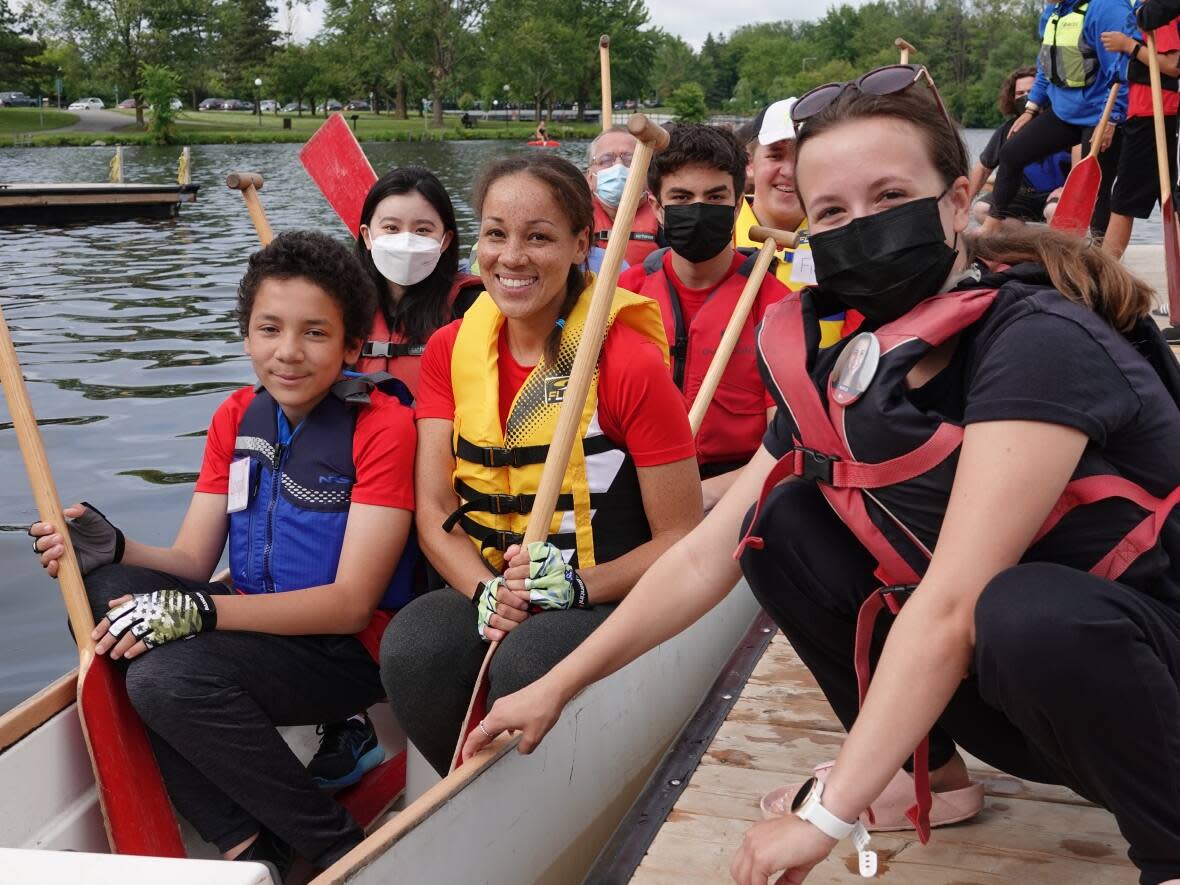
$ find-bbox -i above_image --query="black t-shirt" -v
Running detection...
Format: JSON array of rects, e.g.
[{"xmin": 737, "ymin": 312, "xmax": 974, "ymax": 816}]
[
  {"xmin": 763, "ymin": 269, "xmax": 1180, "ymax": 595},
  {"xmin": 978, "ymin": 119, "xmax": 1012, "ymax": 171}
]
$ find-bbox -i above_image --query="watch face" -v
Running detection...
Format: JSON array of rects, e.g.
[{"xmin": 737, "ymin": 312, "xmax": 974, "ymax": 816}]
[{"xmin": 791, "ymin": 776, "xmax": 817, "ymax": 813}]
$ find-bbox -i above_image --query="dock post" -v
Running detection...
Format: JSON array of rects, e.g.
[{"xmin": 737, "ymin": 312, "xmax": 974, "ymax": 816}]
[{"xmin": 109, "ymin": 147, "xmax": 123, "ymax": 184}]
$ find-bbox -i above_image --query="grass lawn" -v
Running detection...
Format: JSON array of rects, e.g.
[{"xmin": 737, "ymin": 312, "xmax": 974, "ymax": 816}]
[{"xmin": 0, "ymin": 107, "xmax": 78, "ymax": 132}]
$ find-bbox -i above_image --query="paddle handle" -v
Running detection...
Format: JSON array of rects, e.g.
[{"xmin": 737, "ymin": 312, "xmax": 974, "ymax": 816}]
[
  {"xmin": 749, "ymin": 224, "xmax": 799, "ymax": 250},
  {"xmin": 600, "ymin": 35, "xmax": 612, "ymax": 132},
  {"xmin": 688, "ymin": 238, "xmax": 776, "ymax": 434},
  {"xmin": 0, "ymin": 306, "xmax": 96, "ymax": 648},
  {"xmin": 226, "ymin": 172, "xmax": 274, "ymax": 245},
  {"xmin": 1087, "ymin": 83, "xmax": 1121, "ymax": 161},
  {"xmin": 1146, "ymin": 33, "xmax": 1173, "ymax": 204},
  {"xmin": 896, "ymin": 37, "xmax": 916, "ymax": 64}
]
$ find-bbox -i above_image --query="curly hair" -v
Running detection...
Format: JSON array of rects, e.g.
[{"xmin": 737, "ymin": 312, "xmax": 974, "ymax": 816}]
[
  {"xmin": 647, "ymin": 123, "xmax": 748, "ymax": 201},
  {"xmin": 998, "ymin": 66, "xmax": 1037, "ymax": 118},
  {"xmin": 237, "ymin": 230, "xmax": 377, "ymax": 344}
]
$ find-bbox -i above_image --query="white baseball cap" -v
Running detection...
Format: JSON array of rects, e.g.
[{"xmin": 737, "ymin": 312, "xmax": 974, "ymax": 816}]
[{"xmin": 754, "ymin": 98, "xmax": 798, "ymax": 145}]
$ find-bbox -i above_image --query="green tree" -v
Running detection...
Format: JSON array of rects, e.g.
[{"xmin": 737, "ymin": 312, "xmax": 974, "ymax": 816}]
[
  {"xmin": 137, "ymin": 61, "xmax": 181, "ymax": 142},
  {"xmin": 669, "ymin": 80, "xmax": 706, "ymax": 122},
  {"xmin": 266, "ymin": 43, "xmax": 314, "ymax": 113},
  {"xmin": 649, "ymin": 31, "xmax": 699, "ymax": 104},
  {"xmin": 216, "ymin": 0, "xmax": 278, "ymax": 97},
  {"xmin": 0, "ymin": 1, "xmax": 48, "ymax": 92}
]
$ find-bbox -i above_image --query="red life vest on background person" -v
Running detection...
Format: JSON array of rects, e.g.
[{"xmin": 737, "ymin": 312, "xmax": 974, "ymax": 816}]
[
  {"xmin": 632, "ymin": 247, "xmax": 789, "ymax": 467},
  {"xmin": 592, "ymin": 195, "xmax": 661, "ymax": 269},
  {"xmin": 736, "ymin": 266, "xmax": 1180, "ymax": 843},
  {"xmin": 356, "ymin": 273, "xmax": 483, "ymax": 397}
]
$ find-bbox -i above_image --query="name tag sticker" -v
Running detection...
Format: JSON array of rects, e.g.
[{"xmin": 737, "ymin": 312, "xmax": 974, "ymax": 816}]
[
  {"xmin": 790, "ymin": 248, "xmax": 818, "ymax": 286},
  {"xmin": 227, "ymin": 458, "xmax": 250, "ymax": 513}
]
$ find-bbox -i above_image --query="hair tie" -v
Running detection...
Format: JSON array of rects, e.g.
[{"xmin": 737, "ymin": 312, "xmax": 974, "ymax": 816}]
[{"xmin": 555, "ymin": 318, "xmax": 566, "ymax": 329}]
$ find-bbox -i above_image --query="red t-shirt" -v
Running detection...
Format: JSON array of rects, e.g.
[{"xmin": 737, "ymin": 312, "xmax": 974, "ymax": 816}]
[
  {"xmin": 194, "ymin": 385, "xmax": 416, "ymax": 661},
  {"xmin": 416, "ymin": 319, "xmax": 697, "ymax": 468},
  {"xmin": 1129, "ymin": 25, "xmax": 1180, "ymax": 118}
]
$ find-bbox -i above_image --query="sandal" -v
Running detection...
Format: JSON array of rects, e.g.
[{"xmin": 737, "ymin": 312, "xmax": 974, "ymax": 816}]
[{"xmin": 759, "ymin": 761, "xmax": 984, "ymax": 831}]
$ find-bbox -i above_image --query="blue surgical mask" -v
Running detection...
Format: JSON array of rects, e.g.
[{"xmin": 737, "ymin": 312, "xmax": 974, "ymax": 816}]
[{"xmin": 595, "ymin": 163, "xmax": 628, "ymax": 208}]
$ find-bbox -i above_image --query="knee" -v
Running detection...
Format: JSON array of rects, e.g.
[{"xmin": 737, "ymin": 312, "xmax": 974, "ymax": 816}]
[
  {"xmin": 380, "ymin": 590, "xmax": 472, "ymax": 701},
  {"xmin": 84, "ymin": 563, "xmax": 137, "ymax": 624},
  {"xmin": 974, "ymin": 564, "xmax": 1082, "ymax": 679}
]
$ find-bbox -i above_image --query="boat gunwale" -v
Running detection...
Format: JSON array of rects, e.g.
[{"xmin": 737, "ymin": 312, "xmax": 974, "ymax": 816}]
[{"xmin": 0, "ymin": 669, "xmax": 77, "ymax": 753}]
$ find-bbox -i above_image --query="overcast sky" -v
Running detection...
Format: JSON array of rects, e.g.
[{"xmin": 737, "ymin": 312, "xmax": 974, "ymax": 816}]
[{"xmin": 283, "ymin": 0, "xmax": 854, "ymax": 49}]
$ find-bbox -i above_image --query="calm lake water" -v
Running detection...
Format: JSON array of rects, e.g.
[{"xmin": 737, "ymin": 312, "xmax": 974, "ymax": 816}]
[{"xmin": 0, "ymin": 130, "xmax": 1164, "ymax": 713}]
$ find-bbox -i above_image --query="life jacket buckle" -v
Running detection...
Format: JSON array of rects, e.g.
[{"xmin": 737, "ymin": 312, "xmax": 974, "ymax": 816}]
[
  {"xmin": 879, "ymin": 584, "xmax": 917, "ymax": 614},
  {"xmin": 481, "ymin": 446, "xmax": 521, "ymax": 468},
  {"xmin": 797, "ymin": 446, "xmax": 838, "ymax": 484},
  {"xmin": 488, "ymin": 493, "xmax": 522, "ymax": 514}
]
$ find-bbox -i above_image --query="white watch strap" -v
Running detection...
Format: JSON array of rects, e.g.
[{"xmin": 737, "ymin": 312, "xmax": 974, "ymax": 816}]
[{"xmin": 794, "ymin": 779, "xmax": 856, "ymax": 840}]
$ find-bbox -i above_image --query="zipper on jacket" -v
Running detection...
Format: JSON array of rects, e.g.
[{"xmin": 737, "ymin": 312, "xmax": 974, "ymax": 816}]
[{"xmin": 261, "ymin": 441, "xmax": 287, "ymax": 592}]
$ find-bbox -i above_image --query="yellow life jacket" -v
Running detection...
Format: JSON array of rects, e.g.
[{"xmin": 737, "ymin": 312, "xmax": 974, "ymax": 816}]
[
  {"xmin": 446, "ymin": 276, "xmax": 668, "ymax": 571},
  {"xmin": 1039, "ymin": 1, "xmax": 1098, "ymax": 89}
]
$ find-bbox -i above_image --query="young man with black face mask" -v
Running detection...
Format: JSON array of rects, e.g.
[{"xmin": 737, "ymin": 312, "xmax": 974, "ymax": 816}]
[{"xmin": 618, "ymin": 123, "xmax": 792, "ymax": 509}]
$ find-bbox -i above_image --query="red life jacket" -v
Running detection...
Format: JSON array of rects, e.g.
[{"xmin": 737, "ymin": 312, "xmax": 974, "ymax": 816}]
[
  {"xmin": 633, "ymin": 248, "xmax": 789, "ymax": 467},
  {"xmin": 592, "ymin": 195, "xmax": 661, "ymax": 269},
  {"xmin": 356, "ymin": 273, "xmax": 483, "ymax": 397},
  {"xmin": 737, "ymin": 272, "xmax": 1180, "ymax": 841}
]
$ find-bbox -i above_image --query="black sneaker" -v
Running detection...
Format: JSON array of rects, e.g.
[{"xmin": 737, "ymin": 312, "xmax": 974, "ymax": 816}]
[
  {"xmin": 307, "ymin": 714, "xmax": 384, "ymax": 789},
  {"xmin": 235, "ymin": 828, "xmax": 293, "ymax": 884}
]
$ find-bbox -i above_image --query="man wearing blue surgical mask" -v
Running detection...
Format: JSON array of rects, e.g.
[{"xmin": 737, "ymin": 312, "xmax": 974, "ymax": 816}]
[{"xmin": 586, "ymin": 125, "xmax": 663, "ymax": 273}]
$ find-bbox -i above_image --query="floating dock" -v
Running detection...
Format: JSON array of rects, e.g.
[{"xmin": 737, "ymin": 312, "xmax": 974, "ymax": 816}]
[{"xmin": 0, "ymin": 182, "xmax": 199, "ymax": 224}]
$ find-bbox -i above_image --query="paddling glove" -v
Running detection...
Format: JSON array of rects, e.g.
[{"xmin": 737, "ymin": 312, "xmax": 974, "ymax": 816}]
[
  {"xmin": 476, "ymin": 576, "xmax": 507, "ymax": 641},
  {"xmin": 65, "ymin": 502, "xmax": 125, "ymax": 575},
  {"xmin": 524, "ymin": 541, "xmax": 591, "ymax": 611},
  {"xmin": 105, "ymin": 588, "xmax": 218, "ymax": 649}
]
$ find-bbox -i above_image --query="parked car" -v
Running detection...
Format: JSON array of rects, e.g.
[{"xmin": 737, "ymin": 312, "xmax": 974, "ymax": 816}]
[
  {"xmin": 117, "ymin": 98, "xmax": 137, "ymax": 109},
  {"xmin": 198, "ymin": 97, "xmax": 224, "ymax": 111},
  {"xmin": 259, "ymin": 99, "xmax": 278, "ymax": 112},
  {"xmin": 281, "ymin": 102, "xmax": 309, "ymax": 113},
  {"xmin": 68, "ymin": 97, "xmax": 105, "ymax": 110},
  {"xmin": 221, "ymin": 99, "xmax": 249, "ymax": 111},
  {"xmin": 148, "ymin": 98, "xmax": 183, "ymax": 111},
  {"xmin": 344, "ymin": 99, "xmax": 370, "ymax": 111},
  {"xmin": 325, "ymin": 99, "xmax": 343, "ymax": 111},
  {"xmin": 0, "ymin": 91, "xmax": 38, "ymax": 107}
]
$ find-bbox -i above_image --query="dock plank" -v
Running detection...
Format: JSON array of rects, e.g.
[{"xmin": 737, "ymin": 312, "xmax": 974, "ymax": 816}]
[{"xmin": 632, "ymin": 634, "xmax": 1134, "ymax": 883}]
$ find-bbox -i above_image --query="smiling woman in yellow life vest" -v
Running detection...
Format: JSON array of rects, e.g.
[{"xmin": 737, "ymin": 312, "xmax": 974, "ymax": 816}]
[
  {"xmin": 464, "ymin": 67, "xmax": 1180, "ymax": 885},
  {"xmin": 378, "ymin": 152, "xmax": 702, "ymax": 775}
]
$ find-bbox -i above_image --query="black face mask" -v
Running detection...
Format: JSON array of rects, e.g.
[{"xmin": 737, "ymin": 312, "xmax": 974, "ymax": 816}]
[
  {"xmin": 1014, "ymin": 96, "xmax": 1029, "ymax": 115},
  {"xmin": 662, "ymin": 202, "xmax": 736, "ymax": 263},
  {"xmin": 808, "ymin": 195, "xmax": 958, "ymax": 326}
]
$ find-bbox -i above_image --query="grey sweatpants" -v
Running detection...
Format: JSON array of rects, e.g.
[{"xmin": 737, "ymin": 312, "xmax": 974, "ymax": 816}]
[
  {"xmin": 380, "ymin": 587, "xmax": 614, "ymax": 774},
  {"xmin": 83, "ymin": 564, "xmax": 384, "ymax": 868}
]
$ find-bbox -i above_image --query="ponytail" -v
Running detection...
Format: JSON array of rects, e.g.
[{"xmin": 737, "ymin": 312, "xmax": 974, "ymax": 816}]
[
  {"xmin": 964, "ymin": 226, "xmax": 1152, "ymax": 333},
  {"xmin": 542, "ymin": 266, "xmax": 589, "ymax": 365}
]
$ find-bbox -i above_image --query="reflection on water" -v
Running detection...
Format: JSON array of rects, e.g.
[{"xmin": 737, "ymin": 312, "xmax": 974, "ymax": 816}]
[{"xmin": 0, "ymin": 132, "xmax": 1164, "ymax": 713}]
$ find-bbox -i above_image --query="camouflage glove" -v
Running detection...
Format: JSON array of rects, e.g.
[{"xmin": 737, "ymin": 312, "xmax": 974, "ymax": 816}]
[
  {"xmin": 524, "ymin": 541, "xmax": 591, "ymax": 610},
  {"xmin": 476, "ymin": 576, "xmax": 508, "ymax": 641},
  {"xmin": 105, "ymin": 588, "xmax": 218, "ymax": 650}
]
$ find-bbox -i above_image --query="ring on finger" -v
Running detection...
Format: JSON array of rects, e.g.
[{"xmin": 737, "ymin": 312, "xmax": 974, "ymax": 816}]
[
  {"xmin": 479, "ymin": 720, "xmax": 493, "ymax": 739},
  {"xmin": 31, "ymin": 539, "xmax": 40, "ymax": 553}
]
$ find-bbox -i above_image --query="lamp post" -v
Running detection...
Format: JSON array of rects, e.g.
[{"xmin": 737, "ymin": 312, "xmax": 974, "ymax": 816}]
[{"xmin": 254, "ymin": 78, "xmax": 262, "ymax": 126}]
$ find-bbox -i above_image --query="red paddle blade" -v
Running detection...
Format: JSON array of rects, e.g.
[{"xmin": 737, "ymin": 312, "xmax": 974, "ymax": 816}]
[
  {"xmin": 1049, "ymin": 155, "xmax": 1101, "ymax": 236},
  {"xmin": 300, "ymin": 113, "xmax": 377, "ymax": 237},
  {"xmin": 78, "ymin": 655, "xmax": 185, "ymax": 856},
  {"xmin": 1163, "ymin": 196, "xmax": 1180, "ymax": 327},
  {"xmin": 338, "ymin": 750, "xmax": 407, "ymax": 830}
]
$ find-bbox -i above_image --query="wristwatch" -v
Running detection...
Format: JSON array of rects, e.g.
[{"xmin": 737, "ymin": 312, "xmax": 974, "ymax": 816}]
[{"xmin": 791, "ymin": 777, "xmax": 879, "ymax": 878}]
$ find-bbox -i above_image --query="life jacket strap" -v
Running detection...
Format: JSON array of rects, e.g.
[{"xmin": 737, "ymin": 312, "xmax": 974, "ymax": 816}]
[
  {"xmin": 362, "ymin": 341, "xmax": 425, "ymax": 359},
  {"xmin": 455, "ymin": 435, "xmax": 550, "ymax": 469},
  {"xmin": 453, "ymin": 513, "xmax": 576, "ymax": 559},
  {"xmin": 444, "ymin": 479, "xmax": 577, "ymax": 533}
]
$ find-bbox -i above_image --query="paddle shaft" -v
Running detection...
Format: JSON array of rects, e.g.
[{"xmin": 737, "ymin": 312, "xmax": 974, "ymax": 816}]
[
  {"xmin": 1145, "ymin": 32, "xmax": 1180, "ymax": 326},
  {"xmin": 600, "ymin": 35, "xmax": 612, "ymax": 132},
  {"xmin": 896, "ymin": 37, "xmax": 916, "ymax": 64},
  {"xmin": 1086, "ymin": 83, "xmax": 1121, "ymax": 162},
  {"xmin": 450, "ymin": 115, "xmax": 670, "ymax": 772},
  {"xmin": 226, "ymin": 172, "xmax": 273, "ymax": 245},
  {"xmin": 688, "ymin": 238, "xmax": 776, "ymax": 434}
]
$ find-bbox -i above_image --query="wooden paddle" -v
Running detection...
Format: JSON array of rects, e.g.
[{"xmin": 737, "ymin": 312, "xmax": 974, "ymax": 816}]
[
  {"xmin": 450, "ymin": 113, "xmax": 671, "ymax": 772},
  {"xmin": 895, "ymin": 38, "xmax": 916, "ymax": 64},
  {"xmin": 0, "ymin": 304, "xmax": 184, "ymax": 855},
  {"xmin": 225, "ymin": 172, "xmax": 274, "ymax": 245},
  {"xmin": 600, "ymin": 35, "xmax": 612, "ymax": 132},
  {"xmin": 300, "ymin": 113, "xmax": 378, "ymax": 237},
  {"xmin": 1049, "ymin": 83, "xmax": 1120, "ymax": 236},
  {"xmin": 687, "ymin": 225, "xmax": 795, "ymax": 433},
  {"xmin": 1146, "ymin": 33, "xmax": 1180, "ymax": 328}
]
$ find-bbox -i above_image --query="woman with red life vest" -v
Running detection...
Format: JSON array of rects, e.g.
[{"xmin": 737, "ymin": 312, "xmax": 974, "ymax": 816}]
[
  {"xmin": 379, "ymin": 153, "xmax": 702, "ymax": 775},
  {"xmin": 465, "ymin": 66, "xmax": 1180, "ymax": 885},
  {"xmin": 354, "ymin": 166, "xmax": 483, "ymax": 396}
]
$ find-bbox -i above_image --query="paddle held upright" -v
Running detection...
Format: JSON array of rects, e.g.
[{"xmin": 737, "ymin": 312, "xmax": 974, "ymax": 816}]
[
  {"xmin": 600, "ymin": 35, "xmax": 612, "ymax": 132},
  {"xmin": 1146, "ymin": 32, "xmax": 1180, "ymax": 325},
  {"xmin": 896, "ymin": 37, "xmax": 916, "ymax": 64},
  {"xmin": 225, "ymin": 171, "xmax": 274, "ymax": 245}
]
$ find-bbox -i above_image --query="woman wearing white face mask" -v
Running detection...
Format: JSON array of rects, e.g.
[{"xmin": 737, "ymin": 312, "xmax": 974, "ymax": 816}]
[{"xmin": 355, "ymin": 166, "xmax": 484, "ymax": 396}]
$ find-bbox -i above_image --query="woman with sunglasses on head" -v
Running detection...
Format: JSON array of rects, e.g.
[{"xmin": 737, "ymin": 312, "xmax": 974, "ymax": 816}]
[{"xmin": 464, "ymin": 64, "xmax": 1180, "ymax": 885}]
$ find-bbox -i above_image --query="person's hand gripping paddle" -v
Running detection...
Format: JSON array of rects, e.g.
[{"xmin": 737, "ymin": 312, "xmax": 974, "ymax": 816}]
[
  {"xmin": 687, "ymin": 225, "xmax": 797, "ymax": 433},
  {"xmin": 0, "ymin": 307, "xmax": 185, "ymax": 855},
  {"xmin": 300, "ymin": 112, "xmax": 379, "ymax": 237},
  {"xmin": 1049, "ymin": 82, "xmax": 1121, "ymax": 236},
  {"xmin": 451, "ymin": 114, "xmax": 671, "ymax": 771},
  {"xmin": 1146, "ymin": 32, "xmax": 1180, "ymax": 331},
  {"xmin": 225, "ymin": 172, "xmax": 274, "ymax": 245}
]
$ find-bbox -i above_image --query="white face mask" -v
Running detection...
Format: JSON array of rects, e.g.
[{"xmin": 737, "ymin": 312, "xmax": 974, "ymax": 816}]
[{"xmin": 369, "ymin": 232, "xmax": 444, "ymax": 286}]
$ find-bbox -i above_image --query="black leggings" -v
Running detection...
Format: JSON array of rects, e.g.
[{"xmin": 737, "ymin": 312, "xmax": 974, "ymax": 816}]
[
  {"xmin": 739, "ymin": 481, "xmax": 1180, "ymax": 885},
  {"xmin": 990, "ymin": 105, "xmax": 1123, "ymax": 234},
  {"xmin": 83, "ymin": 564, "xmax": 383, "ymax": 868}
]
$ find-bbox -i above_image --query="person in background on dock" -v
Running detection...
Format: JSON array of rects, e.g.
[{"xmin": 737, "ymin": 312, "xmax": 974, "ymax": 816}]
[
  {"xmin": 465, "ymin": 66, "xmax": 1180, "ymax": 885},
  {"xmin": 379, "ymin": 153, "xmax": 702, "ymax": 775},
  {"xmin": 984, "ymin": 0, "xmax": 1137, "ymax": 235},
  {"xmin": 969, "ymin": 67, "xmax": 1073, "ymax": 225},
  {"xmin": 585, "ymin": 125, "xmax": 663, "ymax": 273},
  {"xmin": 617, "ymin": 123, "xmax": 789, "ymax": 510},
  {"xmin": 30, "ymin": 231, "xmax": 419, "ymax": 879},
  {"xmin": 1100, "ymin": 14, "xmax": 1180, "ymax": 258}
]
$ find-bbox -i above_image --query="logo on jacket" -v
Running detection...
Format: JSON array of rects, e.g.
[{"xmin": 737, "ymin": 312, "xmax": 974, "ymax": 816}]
[
  {"xmin": 544, "ymin": 376, "xmax": 570, "ymax": 404},
  {"xmin": 318, "ymin": 474, "xmax": 353, "ymax": 485}
]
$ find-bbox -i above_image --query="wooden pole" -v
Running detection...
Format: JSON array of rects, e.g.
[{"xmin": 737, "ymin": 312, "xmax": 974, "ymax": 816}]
[
  {"xmin": 896, "ymin": 37, "xmax": 916, "ymax": 64},
  {"xmin": 225, "ymin": 171, "xmax": 274, "ymax": 245},
  {"xmin": 600, "ymin": 35, "xmax": 612, "ymax": 132}
]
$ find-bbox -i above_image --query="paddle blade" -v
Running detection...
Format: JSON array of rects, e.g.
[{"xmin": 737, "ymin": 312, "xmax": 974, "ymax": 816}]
[
  {"xmin": 300, "ymin": 113, "xmax": 377, "ymax": 237},
  {"xmin": 338, "ymin": 750, "xmax": 408, "ymax": 831},
  {"xmin": 1164, "ymin": 196, "xmax": 1180, "ymax": 327},
  {"xmin": 78, "ymin": 655, "xmax": 185, "ymax": 856},
  {"xmin": 1049, "ymin": 155, "xmax": 1101, "ymax": 236}
]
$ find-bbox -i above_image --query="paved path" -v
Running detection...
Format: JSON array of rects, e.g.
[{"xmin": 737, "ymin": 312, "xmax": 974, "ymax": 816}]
[{"xmin": 46, "ymin": 109, "xmax": 135, "ymax": 133}]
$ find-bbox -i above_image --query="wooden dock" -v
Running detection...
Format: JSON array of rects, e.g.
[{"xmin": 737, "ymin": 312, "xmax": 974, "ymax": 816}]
[
  {"xmin": 0, "ymin": 182, "xmax": 199, "ymax": 224},
  {"xmin": 626, "ymin": 629, "xmax": 1135, "ymax": 884}
]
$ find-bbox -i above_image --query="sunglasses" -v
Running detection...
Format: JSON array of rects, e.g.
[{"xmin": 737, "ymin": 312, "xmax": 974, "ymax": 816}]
[{"xmin": 791, "ymin": 64, "xmax": 954, "ymax": 135}]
